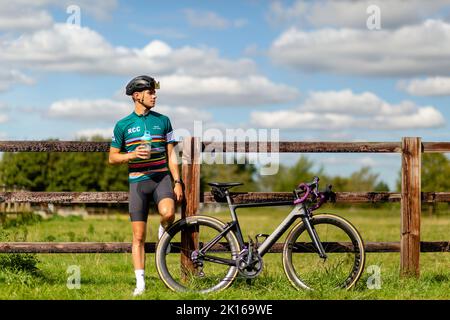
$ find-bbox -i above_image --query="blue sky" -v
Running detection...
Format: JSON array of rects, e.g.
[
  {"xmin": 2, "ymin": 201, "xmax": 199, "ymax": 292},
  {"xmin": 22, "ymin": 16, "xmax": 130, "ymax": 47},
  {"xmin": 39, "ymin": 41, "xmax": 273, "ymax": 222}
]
[{"xmin": 2, "ymin": 0, "xmax": 450, "ymax": 190}]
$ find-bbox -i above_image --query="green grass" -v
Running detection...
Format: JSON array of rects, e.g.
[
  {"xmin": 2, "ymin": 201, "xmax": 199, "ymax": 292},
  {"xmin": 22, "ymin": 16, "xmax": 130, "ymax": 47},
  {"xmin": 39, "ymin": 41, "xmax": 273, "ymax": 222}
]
[{"xmin": 0, "ymin": 205, "xmax": 448, "ymax": 300}]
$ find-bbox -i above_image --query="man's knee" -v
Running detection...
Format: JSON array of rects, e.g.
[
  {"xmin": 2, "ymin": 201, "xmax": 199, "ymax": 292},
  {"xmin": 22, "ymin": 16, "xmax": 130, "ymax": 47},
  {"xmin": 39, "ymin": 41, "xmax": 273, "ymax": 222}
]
[
  {"xmin": 132, "ymin": 229, "xmax": 146, "ymax": 244},
  {"xmin": 158, "ymin": 199, "xmax": 175, "ymax": 218}
]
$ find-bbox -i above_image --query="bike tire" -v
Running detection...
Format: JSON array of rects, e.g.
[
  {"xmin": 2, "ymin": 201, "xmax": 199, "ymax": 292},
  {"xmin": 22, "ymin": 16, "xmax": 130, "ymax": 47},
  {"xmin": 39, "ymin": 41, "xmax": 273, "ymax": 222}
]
[
  {"xmin": 282, "ymin": 214, "xmax": 365, "ymax": 290},
  {"xmin": 155, "ymin": 215, "xmax": 241, "ymax": 293}
]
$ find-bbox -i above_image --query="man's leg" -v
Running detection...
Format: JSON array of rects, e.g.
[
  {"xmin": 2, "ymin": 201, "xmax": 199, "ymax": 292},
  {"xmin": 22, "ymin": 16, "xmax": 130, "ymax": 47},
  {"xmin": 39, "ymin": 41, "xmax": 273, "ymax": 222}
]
[
  {"xmin": 131, "ymin": 221, "xmax": 147, "ymax": 295},
  {"xmin": 131, "ymin": 221, "xmax": 147, "ymax": 270},
  {"xmin": 158, "ymin": 198, "xmax": 175, "ymax": 235}
]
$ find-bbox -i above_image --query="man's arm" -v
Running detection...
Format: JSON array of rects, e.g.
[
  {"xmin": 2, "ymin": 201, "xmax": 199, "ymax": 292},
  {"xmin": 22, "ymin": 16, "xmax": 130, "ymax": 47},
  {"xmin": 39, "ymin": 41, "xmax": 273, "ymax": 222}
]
[
  {"xmin": 167, "ymin": 143, "xmax": 183, "ymax": 201},
  {"xmin": 167, "ymin": 143, "xmax": 180, "ymax": 180},
  {"xmin": 109, "ymin": 146, "xmax": 149, "ymax": 164},
  {"xmin": 109, "ymin": 147, "xmax": 131, "ymax": 164}
]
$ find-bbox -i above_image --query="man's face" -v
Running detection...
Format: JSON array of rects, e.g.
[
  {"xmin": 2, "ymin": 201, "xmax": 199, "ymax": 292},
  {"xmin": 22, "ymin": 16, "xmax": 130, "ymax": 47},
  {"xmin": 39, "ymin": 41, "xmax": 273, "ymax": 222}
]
[{"xmin": 134, "ymin": 89, "xmax": 157, "ymax": 108}]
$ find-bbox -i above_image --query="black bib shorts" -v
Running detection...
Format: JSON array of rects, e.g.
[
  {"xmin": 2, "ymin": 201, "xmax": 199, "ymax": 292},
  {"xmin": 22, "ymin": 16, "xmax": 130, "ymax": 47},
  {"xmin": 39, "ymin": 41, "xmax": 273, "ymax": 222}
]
[{"xmin": 128, "ymin": 174, "xmax": 175, "ymax": 222}]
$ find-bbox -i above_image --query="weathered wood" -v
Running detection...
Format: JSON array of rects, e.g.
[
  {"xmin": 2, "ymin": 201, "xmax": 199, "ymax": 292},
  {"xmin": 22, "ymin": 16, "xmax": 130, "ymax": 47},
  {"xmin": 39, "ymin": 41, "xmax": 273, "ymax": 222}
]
[
  {"xmin": 202, "ymin": 141, "xmax": 401, "ymax": 153},
  {"xmin": 0, "ymin": 191, "xmax": 450, "ymax": 204},
  {"xmin": 0, "ymin": 241, "xmax": 447, "ymax": 253},
  {"xmin": 0, "ymin": 141, "xmax": 109, "ymax": 152},
  {"xmin": 3, "ymin": 191, "xmax": 450, "ymax": 204},
  {"xmin": 401, "ymin": 137, "xmax": 421, "ymax": 277},
  {"xmin": 0, "ymin": 191, "xmax": 129, "ymax": 203},
  {"xmin": 0, "ymin": 141, "xmax": 401, "ymax": 153},
  {"xmin": 0, "ymin": 242, "xmax": 134, "ymax": 253},
  {"xmin": 181, "ymin": 137, "xmax": 201, "ymax": 277},
  {"xmin": 423, "ymin": 142, "xmax": 450, "ymax": 153},
  {"xmin": 202, "ymin": 192, "xmax": 402, "ymax": 204}
]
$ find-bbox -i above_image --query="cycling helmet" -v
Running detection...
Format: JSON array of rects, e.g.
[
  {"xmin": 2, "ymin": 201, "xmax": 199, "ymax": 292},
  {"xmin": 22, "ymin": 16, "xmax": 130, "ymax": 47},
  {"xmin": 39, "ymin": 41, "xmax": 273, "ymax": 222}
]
[{"xmin": 125, "ymin": 75, "xmax": 160, "ymax": 95}]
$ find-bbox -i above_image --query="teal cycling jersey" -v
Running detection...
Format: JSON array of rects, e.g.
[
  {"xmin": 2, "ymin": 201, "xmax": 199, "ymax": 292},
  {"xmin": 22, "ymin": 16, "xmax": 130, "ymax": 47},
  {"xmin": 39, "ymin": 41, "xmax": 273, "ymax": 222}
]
[{"xmin": 111, "ymin": 110, "xmax": 176, "ymax": 183}]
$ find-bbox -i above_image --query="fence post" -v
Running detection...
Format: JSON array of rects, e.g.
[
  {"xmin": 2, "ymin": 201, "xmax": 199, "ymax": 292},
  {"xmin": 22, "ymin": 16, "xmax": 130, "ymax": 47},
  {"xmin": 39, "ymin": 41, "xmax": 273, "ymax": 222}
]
[
  {"xmin": 180, "ymin": 137, "xmax": 201, "ymax": 277},
  {"xmin": 401, "ymin": 137, "xmax": 421, "ymax": 277}
]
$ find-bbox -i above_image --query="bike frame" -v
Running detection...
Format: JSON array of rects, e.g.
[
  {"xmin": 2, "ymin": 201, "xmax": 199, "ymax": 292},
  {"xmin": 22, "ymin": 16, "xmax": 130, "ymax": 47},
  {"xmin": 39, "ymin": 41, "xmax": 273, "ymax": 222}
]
[{"xmin": 199, "ymin": 189, "xmax": 328, "ymax": 266}]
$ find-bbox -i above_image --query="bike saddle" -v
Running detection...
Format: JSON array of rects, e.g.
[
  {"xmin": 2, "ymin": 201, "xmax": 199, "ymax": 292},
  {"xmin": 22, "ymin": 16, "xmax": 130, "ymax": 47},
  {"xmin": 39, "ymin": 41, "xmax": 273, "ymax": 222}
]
[
  {"xmin": 208, "ymin": 182, "xmax": 243, "ymax": 199},
  {"xmin": 207, "ymin": 182, "xmax": 243, "ymax": 189}
]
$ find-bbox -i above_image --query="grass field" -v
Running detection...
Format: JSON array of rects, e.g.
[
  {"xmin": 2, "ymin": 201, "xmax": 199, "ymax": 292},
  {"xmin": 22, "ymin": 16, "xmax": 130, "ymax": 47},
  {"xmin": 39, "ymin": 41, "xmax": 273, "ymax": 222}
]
[{"xmin": 0, "ymin": 204, "xmax": 449, "ymax": 300}]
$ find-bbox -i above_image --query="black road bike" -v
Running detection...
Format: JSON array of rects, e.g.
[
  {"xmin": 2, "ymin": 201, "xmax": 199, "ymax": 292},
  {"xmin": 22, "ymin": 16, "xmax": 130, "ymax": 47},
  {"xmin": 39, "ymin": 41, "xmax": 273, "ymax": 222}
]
[{"xmin": 155, "ymin": 177, "xmax": 365, "ymax": 293}]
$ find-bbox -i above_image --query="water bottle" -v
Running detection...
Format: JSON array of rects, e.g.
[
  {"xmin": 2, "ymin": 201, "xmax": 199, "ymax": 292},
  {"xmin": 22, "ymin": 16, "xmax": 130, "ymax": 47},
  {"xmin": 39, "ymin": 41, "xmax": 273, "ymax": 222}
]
[{"xmin": 140, "ymin": 131, "xmax": 152, "ymax": 159}]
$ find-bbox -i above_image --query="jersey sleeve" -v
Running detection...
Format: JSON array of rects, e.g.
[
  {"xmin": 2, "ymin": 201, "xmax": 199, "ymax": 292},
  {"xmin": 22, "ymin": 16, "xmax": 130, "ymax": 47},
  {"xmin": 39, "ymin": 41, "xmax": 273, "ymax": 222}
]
[
  {"xmin": 111, "ymin": 123, "xmax": 125, "ymax": 150},
  {"xmin": 165, "ymin": 117, "xmax": 177, "ymax": 145}
]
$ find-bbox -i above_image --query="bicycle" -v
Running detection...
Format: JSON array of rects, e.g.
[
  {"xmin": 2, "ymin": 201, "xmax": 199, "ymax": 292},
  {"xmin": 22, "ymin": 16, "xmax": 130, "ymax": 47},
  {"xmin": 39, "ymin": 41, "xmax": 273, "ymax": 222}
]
[{"xmin": 155, "ymin": 176, "xmax": 365, "ymax": 293}]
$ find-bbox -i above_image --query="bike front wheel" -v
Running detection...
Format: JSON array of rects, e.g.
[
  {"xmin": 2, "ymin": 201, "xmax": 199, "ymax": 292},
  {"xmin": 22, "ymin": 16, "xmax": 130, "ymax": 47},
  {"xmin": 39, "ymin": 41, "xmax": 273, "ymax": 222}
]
[
  {"xmin": 283, "ymin": 214, "xmax": 365, "ymax": 290},
  {"xmin": 155, "ymin": 215, "xmax": 241, "ymax": 293}
]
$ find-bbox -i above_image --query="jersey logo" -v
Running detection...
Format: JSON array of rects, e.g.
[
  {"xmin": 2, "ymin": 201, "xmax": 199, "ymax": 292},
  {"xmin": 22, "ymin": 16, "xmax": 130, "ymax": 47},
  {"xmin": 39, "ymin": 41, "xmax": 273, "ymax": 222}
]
[
  {"xmin": 127, "ymin": 126, "xmax": 141, "ymax": 134},
  {"xmin": 153, "ymin": 125, "xmax": 161, "ymax": 130}
]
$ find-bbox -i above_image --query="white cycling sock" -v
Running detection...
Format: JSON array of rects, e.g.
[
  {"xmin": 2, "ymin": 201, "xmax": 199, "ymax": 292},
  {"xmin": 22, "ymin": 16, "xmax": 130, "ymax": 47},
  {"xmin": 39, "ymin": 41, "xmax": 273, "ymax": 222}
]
[
  {"xmin": 158, "ymin": 224, "xmax": 165, "ymax": 240},
  {"xmin": 135, "ymin": 269, "xmax": 145, "ymax": 289}
]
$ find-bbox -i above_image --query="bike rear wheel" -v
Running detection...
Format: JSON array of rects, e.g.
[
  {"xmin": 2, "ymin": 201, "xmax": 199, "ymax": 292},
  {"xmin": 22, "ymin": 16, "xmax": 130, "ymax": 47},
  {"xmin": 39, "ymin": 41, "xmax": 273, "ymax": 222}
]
[
  {"xmin": 283, "ymin": 214, "xmax": 365, "ymax": 290},
  {"xmin": 155, "ymin": 215, "xmax": 241, "ymax": 293}
]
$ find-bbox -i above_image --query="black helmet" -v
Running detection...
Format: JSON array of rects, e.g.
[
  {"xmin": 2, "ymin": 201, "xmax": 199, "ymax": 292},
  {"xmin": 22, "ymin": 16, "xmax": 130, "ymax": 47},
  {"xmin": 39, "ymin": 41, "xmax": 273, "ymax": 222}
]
[{"xmin": 125, "ymin": 75, "xmax": 160, "ymax": 95}]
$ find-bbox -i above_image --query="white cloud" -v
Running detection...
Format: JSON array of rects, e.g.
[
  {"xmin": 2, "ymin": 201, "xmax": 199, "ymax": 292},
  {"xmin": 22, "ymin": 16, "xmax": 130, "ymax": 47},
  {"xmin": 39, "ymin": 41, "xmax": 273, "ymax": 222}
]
[
  {"xmin": 0, "ymin": 24, "xmax": 257, "ymax": 77},
  {"xmin": 48, "ymin": 98, "xmax": 215, "ymax": 137},
  {"xmin": 156, "ymin": 74, "xmax": 299, "ymax": 107},
  {"xmin": 301, "ymin": 90, "xmax": 417, "ymax": 116},
  {"xmin": 0, "ymin": 6, "xmax": 53, "ymax": 31},
  {"xmin": 184, "ymin": 9, "xmax": 247, "ymax": 29},
  {"xmin": 1, "ymin": 22, "xmax": 298, "ymax": 107},
  {"xmin": 48, "ymin": 99, "xmax": 130, "ymax": 122},
  {"xmin": 0, "ymin": 69, "xmax": 35, "ymax": 92},
  {"xmin": 75, "ymin": 127, "xmax": 114, "ymax": 139},
  {"xmin": 398, "ymin": 77, "xmax": 450, "ymax": 96},
  {"xmin": 0, "ymin": 0, "xmax": 118, "ymax": 26},
  {"xmin": 270, "ymin": 20, "xmax": 450, "ymax": 77},
  {"xmin": 250, "ymin": 90, "xmax": 445, "ymax": 130},
  {"xmin": 267, "ymin": 0, "xmax": 450, "ymax": 29}
]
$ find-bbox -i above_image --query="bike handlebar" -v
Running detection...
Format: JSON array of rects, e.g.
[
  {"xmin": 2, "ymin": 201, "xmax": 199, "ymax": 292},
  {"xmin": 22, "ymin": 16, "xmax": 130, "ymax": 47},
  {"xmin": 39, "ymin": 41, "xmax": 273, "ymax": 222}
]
[{"xmin": 293, "ymin": 176, "xmax": 336, "ymax": 209}]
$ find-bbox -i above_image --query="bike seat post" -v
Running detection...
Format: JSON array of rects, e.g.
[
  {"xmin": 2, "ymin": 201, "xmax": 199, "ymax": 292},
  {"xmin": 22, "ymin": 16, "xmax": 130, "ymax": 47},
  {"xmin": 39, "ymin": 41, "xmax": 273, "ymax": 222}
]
[{"xmin": 224, "ymin": 189, "xmax": 233, "ymax": 206}]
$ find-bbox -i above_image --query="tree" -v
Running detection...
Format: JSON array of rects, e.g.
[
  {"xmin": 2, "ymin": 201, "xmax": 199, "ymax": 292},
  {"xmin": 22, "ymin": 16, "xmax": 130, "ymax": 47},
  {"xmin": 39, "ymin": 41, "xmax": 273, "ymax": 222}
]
[
  {"xmin": 201, "ymin": 156, "xmax": 258, "ymax": 192},
  {"xmin": 259, "ymin": 155, "xmax": 321, "ymax": 192},
  {"xmin": 0, "ymin": 135, "xmax": 128, "ymax": 192},
  {"xmin": 0, "ymin": 152, "xmax": 51, "ymax": 191}
]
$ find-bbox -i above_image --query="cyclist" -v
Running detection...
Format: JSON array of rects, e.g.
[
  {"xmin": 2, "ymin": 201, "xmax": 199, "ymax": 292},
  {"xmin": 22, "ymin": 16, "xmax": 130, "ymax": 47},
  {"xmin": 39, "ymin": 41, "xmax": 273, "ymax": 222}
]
[{"xmin": 109, "ymin": 75, "xmax": 183, "ymax": 296}]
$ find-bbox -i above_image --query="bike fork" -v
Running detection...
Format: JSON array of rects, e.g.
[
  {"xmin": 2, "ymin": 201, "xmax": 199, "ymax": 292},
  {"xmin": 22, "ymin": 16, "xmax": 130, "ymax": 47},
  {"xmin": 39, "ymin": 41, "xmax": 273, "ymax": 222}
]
[{"xmin": 301, "ymin": 216, "xmax": 328, "ymax": 260}]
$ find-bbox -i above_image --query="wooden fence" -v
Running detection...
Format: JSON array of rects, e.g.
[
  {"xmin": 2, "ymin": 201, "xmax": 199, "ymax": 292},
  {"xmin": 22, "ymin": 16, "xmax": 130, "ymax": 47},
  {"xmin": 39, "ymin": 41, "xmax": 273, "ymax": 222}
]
[{"xmin": 0, "ymin": 137, "xmax": 449, "ymax": 278}]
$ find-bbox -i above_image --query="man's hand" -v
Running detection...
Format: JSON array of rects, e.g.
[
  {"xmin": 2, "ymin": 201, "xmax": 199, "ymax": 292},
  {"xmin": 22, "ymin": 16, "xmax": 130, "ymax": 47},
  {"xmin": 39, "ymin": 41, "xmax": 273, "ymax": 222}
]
[
  {"xmin": 130, "ymin": 146, "xmax": 151, "ymax": 160},
  {"xmin": 174, "ymin": 183, "xmax": 183, "ymax": 202}
]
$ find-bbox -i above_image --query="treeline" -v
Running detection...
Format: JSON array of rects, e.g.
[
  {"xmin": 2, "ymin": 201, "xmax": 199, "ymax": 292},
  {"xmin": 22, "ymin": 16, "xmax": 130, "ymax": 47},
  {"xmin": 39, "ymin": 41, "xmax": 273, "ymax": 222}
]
[
  {"xmin": 0, "ymin": 136, "xmax": 128, "ymax": 192},
  {"xmin": 0, "ymin": 137, "xmax": 448, "ymax": 193},
  {"xmin": 0, "ymin": 136, "xmax": 393, "ymax": 193}
]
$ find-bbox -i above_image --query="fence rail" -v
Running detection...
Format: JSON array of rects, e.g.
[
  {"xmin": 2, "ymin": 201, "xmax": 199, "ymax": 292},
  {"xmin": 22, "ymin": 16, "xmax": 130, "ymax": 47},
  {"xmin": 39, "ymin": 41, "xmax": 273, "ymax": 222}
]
[
  {"xmin": 0, "ymin": 241, "xmax": 448, "ymax": 254},
  {"xmin": 2, "ymin": 191, "xmax": 450, "ymax": 204},
  {"xmin": 1, "ymin": 138, "xmax": 449, "ymax": 278},
  {"xmin": 2, "ymin": 140, "xmax": 450, "ymax": 153}
]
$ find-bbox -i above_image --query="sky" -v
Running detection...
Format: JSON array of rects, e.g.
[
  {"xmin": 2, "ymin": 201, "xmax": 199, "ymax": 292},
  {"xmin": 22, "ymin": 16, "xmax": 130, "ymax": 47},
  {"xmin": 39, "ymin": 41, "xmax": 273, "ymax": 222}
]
[{"xmin": 1, "ymin": 0, "xmax": 450, "ymax": 190}]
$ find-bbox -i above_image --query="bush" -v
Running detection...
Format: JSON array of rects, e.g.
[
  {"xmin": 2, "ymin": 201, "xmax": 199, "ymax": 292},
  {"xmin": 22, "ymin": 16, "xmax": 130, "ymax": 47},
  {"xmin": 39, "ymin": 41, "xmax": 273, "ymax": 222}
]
[{"xmin": 0, "ymin": 228, "xmax": 42, "ymax": 286}]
